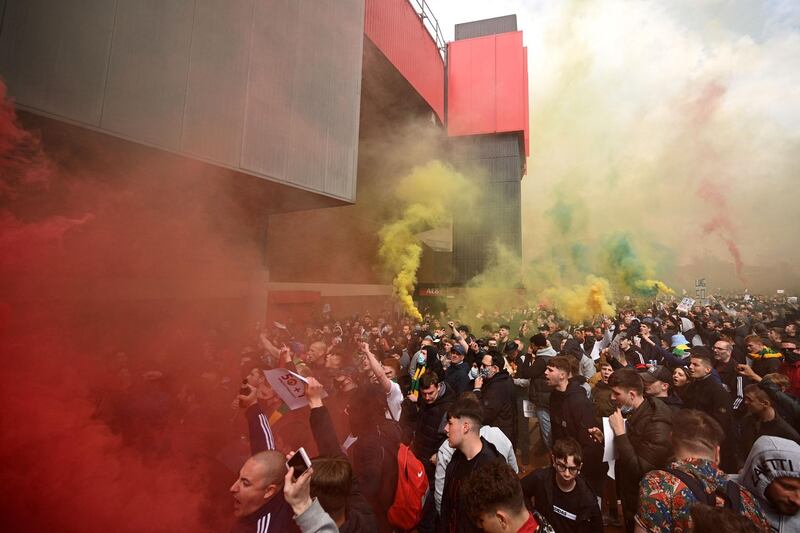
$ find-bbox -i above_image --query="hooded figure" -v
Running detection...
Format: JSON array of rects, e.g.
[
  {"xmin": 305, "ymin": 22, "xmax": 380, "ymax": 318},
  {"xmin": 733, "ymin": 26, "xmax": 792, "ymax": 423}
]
[{"xmin": 739, "ymin": 435, "xmax": 800, "ymax": 533}]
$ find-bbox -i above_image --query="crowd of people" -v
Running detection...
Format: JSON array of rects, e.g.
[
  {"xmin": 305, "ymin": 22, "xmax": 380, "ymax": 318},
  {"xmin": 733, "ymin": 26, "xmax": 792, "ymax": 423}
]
[{"xmin": 101, "ymin": 294, "xmax": 800, "ymax": 532}]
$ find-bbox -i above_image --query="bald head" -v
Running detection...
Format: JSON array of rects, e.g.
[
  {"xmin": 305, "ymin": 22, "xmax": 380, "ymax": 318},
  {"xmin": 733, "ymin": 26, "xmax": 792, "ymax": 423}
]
[
  {"xmin": 230, "ymin": 451, "xmax": 286, "ymax": 518},
  {"xmin": 308, "ymin": 341, "xmax": 328, "ymax": 363},
  {"xmin": 249, "ymin": 450, "xmax": 287, "ymax": 485}
]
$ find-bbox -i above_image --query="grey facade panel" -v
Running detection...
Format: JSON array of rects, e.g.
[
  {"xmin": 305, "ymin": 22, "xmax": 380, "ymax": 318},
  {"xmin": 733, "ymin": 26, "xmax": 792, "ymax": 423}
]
[
  {"xmin": 0, "ymin": 0, "xmax": 115, "ymax": 125},
  {"xmin": 451, "ymin": 133, "xmax": 523, "ymax": 283},
  {"xmin": 242, "ymin": 0, "xmax": 362, "ymax": 200},
  {"xmin": 455, "ymin": 15, "xmax": 517, "ymax": 40},
  {"xmin": 180, "ymin": 0, "xmax": 253, "ymax": 166},
  {"xmin": 101, "ymin": 0, "xmax": 194, "ymax": 150},
  {"xmin": 0, "ymin": 0, "xmax": 361, "ymax": 202}
]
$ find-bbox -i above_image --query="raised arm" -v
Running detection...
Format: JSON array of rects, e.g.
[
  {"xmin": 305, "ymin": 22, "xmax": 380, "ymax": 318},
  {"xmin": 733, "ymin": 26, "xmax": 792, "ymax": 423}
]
[
  {"xmin": 239, "ymin": 386, "xmax": 275, "ymax": 454},
  {"xmin": 362, "ymin": 342, "xmax": 392, "ymax": 394}
]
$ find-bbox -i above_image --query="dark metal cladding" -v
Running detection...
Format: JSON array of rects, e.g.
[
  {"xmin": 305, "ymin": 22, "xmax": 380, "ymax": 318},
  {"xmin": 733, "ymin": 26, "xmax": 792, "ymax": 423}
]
[
  {"xmin": 455, "ymin": 15, "xmax": 517, "ymax": 40},
  {"xmin": 450, "ymin": 133, "xmax": 523, "ymax": 284}
]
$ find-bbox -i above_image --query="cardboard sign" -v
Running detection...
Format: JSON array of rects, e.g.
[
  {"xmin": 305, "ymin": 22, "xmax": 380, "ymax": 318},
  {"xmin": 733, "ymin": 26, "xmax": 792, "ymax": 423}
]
[
  {"xmin": 676, "ymin": 297, "xmax": 695, "ymax": 313},
  {"xmin": 264, "ymin": 368, "xmax": 327, "ymax": 410}
]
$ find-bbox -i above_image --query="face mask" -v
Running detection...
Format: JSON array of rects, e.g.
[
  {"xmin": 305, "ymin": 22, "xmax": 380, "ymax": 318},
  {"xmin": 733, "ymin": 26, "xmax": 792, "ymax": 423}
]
[
  {"xmin": 619, "ymin": 405, "xmax": 635, "ymax": 416},
  {"xmin": 416, "ymin": 351, "xmax": 426, "ymax": 365},
  {"xmin": 468, "ymin": 365, "xmax": 479, "ymax": 380}
]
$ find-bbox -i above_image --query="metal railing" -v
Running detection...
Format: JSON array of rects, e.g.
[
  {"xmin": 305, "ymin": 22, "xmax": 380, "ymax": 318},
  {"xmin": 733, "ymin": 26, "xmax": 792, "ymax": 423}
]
[{"xmin": 408, "ymin": 0, "xmax": 448, "ymax": 62}]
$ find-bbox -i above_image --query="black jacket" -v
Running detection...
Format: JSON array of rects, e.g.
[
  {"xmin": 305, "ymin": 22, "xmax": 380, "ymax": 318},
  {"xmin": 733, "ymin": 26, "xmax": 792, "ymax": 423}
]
[
  {"xmin": 439, "ymin": 438, "xmax": 503, "ymax": 533},
  {"xmin": 237, "ymin": 402, "xmax": 299, "ymax": 533},
  {"xmin": 402, "ymin": 383, "xmax": 456, "ymax": 466},
  {"xmin": 715, "ymin": 357, "xmax": 749, "ymax": 413},
  {"xmin": 308, "ymin": 406, "xmax": 377, "ymax": 533},
  {"xmin": 684, "ymin": 374, "xmax": 738, "ymax": 471},
  {"xmin": 549, "ymin": 380, "xmax": 603, "ymax": 479},
  {"xmin": 520, "ymin": 466, "xmax": 603, "ymax": 533},
  {"xmin": 444, "ymin": 361, "xmax": 471, "ymax": 395},
  {"xmin": 614, "ymin": 397, "xmax": 673, "ymax": 525},
  {"xmin": 516, "ymin": 348, "xmax": 557, "ymax": 408},
  {"xmin": 475, "ymin": 370, "xmax": 517, "ymax": 447},
  {"xmin": 229, "ymin": 495, "xmax": 298, "ymax": 533},
  {"xmin": 350, "ymin": 418, "xmax": 402, "ymax": 533}
]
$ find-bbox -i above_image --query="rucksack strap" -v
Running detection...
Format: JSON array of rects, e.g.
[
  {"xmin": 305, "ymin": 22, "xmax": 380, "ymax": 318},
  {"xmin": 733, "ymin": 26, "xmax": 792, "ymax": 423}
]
[
  {"xmin": 664, "ymin": 469, "xmax": 744, "ymax": 511},
  {"xmin": 664, "ymin": 468, "xmax": 715, "ymax": 506},
  {"xmin": 724, "ymin": 480, "xmax": 743, "ymax": 511}
]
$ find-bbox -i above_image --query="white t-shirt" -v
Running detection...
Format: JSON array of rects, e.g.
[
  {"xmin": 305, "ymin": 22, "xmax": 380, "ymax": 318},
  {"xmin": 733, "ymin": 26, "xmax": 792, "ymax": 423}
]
[{"xmin": 385, "ymin": 380, "xmax": 403, "ymax": 421}]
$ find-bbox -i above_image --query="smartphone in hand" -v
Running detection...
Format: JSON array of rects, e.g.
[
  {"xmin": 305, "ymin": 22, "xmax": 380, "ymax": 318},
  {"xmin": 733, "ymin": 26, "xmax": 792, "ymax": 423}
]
[{"xmin": 286, "ymin": 447, "xmax": 312, "ymax": 479}]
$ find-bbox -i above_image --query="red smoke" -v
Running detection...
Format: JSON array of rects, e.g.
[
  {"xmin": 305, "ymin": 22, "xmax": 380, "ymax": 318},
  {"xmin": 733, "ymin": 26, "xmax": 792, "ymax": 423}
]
[
  {"xmin": 0, "ymin": 81, "xmax": 270, "ymax": 531},
  {"xmin": 686, "ymin": 81, "xmax": 747, "ymax": 284}
]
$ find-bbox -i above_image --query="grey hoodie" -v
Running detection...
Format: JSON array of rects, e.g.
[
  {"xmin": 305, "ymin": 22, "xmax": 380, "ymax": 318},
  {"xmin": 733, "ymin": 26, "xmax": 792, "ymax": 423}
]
[{"xmin": 738, "ymin": 435, "xmax": 800, "ymax": 533}]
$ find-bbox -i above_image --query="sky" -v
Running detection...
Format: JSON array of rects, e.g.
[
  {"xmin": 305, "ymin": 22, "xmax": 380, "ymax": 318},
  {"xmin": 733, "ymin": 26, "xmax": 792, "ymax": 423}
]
[{"xmin": 427, "ymin": 0, "xmax": 800, "ymax": 292}]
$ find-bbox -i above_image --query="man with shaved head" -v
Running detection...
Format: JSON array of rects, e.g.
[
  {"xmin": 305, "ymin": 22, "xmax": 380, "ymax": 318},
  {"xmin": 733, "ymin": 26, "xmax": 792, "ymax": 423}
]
[
  {"xmin": 231, "ymin": 387, "xmax": 300, "ymax": 532},
  {"xmin": 230, "ymin": 451, "xmax": 298, "ymax": 532}
]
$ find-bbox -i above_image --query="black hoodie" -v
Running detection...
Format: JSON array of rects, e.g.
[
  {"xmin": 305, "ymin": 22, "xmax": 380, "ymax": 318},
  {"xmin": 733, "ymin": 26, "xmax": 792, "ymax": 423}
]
[
  {"xmin": 475, "ymin": 370, "xmax": 517, "ymax": 447},
  {"xmin": 550, "ymin": 380, "xmax": 604, "ymax": 478}
]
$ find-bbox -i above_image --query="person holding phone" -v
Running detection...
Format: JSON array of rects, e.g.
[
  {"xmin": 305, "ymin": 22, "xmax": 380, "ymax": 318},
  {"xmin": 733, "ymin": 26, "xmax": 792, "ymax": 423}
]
[{"xmin": 230, "ymin": 385, "xmax": 299, "ymax": 533}]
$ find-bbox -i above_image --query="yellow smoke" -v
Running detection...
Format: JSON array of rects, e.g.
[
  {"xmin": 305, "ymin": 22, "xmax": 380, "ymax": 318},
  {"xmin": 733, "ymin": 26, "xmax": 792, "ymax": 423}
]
[
  {"xmin": 541, "ymin": 276, "xmax": 616, "ymax": 323},
  {"xmin": 378, "ymin": 161, "xmax": 475, "ymax": 320},
  {"xmin": 635, "ymin": 279, "xmax": 675, "ymax": 296}
]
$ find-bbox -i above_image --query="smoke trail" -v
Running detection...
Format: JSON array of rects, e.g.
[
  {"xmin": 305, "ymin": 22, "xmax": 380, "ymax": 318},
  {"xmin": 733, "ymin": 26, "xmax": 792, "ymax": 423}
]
[
  {"xmin": 378, "ymin": 160, "xmax": 475, "ymax": 319},
  {"xmin": 511, "ymin": 0, "xmax": 800, "ymax": 292}
]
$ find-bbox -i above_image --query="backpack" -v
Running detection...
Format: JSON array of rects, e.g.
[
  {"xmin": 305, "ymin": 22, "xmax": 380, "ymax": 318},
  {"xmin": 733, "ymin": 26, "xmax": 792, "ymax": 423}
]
[
  {"xmin": 387, "ymin": 443, "xmax": 429, "ymax": 529},
  {"xmin": 664, "ymin": 468, "xmax": 743, "ymax": 511}
]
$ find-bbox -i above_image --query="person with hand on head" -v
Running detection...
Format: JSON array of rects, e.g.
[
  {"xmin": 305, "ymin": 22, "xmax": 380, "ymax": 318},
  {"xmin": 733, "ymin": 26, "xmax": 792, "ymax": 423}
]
[{"xmin": 230, "ymin": 449, "xmax": 299, "ymax": 533}]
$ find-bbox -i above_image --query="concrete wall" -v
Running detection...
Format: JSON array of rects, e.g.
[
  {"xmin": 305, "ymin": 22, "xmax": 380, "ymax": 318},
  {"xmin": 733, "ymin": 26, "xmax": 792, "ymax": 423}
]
[{"xmin": 0, "ymin": 0, "xmax": 364, "ymax": 201}]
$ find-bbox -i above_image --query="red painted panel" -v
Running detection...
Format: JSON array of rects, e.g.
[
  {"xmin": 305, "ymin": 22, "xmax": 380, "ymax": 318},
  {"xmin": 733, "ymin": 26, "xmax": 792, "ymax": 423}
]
[
  {"xmin": 523, "ymin": 46, "xmax": 530, "ymax": 158},
  {"xmin": 495, "ymin": 32, "xmax": 524, "ymax": 133},
  {"xmin": 448, "ymin": 30, "xmax": 530, "ymax": 158},
  {"xmin": 364, "ymin": 0, "xmax": 445, "ymax": 121}
]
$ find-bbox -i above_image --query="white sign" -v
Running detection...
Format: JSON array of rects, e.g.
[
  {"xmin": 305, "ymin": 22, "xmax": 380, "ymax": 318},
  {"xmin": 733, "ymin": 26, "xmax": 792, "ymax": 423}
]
[
  {"xmin": 777, "ymin": 289, "xmax": 785, "ymax": 294},
  {"xmin": 523, "ymin": 400, "xmax": 535, "ymax": 418},
  {"xmin": 788, "ymin": 297, "xmax": 798, "ymax": 304},
  {"xmin": 264, "ymin": 368, "xmax": 327, "ymax": 410},
  {"xmin": 602, "ymin": 417, "xmax": 617, "ymax": 480},
  {"xmin": 676, "ymin": 297, "xmax": 695, "ymax": 313}
]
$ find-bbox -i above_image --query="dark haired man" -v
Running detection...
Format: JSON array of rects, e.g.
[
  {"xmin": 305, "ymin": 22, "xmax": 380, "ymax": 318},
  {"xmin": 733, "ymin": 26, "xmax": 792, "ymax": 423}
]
[
  {"xmin": 515, "ymin": 333, "xmax": 558, "ymax": 450},
  {"xmin": 741, "ymin": 385, "xmax": 800, "ymax": 451},
  {"xmin": 401, "ymin": 371, "xmax": 456, "ymax": 482},
  {"xmin": 546, "ymin": 356, "xmax": 604, "ymax": 497},
  {"xmin": 639, "ymin": 365, "xmax": 682, "ymax": 411},
  {"xmin": 474, "ymin": 351, "xmax": 517, "ymax": 448},
  {"xmin": 439, "ymin": 395, "xmax": 504, "ymax": 533},
  {"xmin": 635, "ymin": 410, "xmax": 769, "ymax": 532},
  {"xmin": 684, "ymin": 349, "xmax": 738, "ymax": 472},
  {"xmin": 520, "ymin": 438, "xmax": 603, "ymax": 532},
  {"xmin": 590, "ymin": 368, "xmax": 672, "ymax": 532},
  {"xmin": 461, "ymin": 461, "xmax": 539, "ymax": 533}
]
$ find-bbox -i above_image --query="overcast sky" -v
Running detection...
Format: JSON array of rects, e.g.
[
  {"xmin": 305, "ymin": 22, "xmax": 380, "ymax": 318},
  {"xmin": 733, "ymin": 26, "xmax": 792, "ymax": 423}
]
[{"xmin": 428, "ymin": 0, "xmax": 800, "ymax": 289}]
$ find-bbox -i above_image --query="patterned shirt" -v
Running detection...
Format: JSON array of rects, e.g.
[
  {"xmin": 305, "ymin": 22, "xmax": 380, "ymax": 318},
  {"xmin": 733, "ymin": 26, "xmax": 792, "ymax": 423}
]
[{"xmin": 635, "ymin": 458, "xmax": 769, "ymax": 532}]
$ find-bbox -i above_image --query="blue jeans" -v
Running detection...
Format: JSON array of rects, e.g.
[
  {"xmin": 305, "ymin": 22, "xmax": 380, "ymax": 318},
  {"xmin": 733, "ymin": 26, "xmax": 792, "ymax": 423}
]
[{"xmin": 535, "ymin": 407, "xmax": 552, "ymax": 450}]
